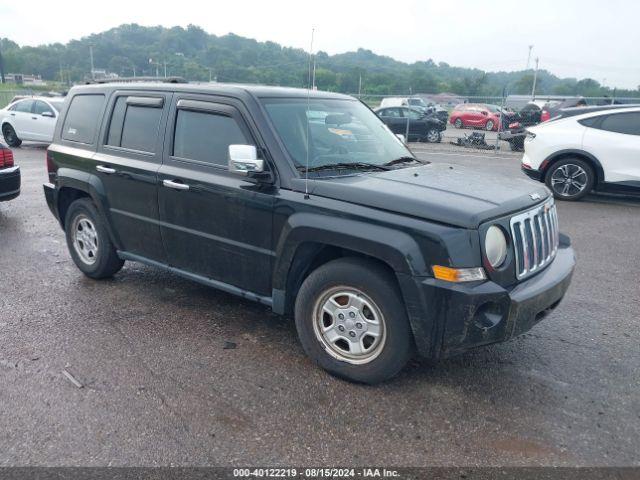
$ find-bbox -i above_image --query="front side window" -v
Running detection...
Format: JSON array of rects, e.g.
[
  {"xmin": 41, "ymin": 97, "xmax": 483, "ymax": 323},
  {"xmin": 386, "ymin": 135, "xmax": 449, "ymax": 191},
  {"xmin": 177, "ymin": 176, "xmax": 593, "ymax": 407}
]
[
  {"xmin": 598, "ymin": 112, "xmax": 640, "ymax": 136},
  {"xmin": 261, "ymin": 97, "xmax": 414, "ymax": 174},
  {"xmin": 403, "ymin": 108, "xmax": 422, "ymax": 120},
  {"xmin": 34, "ymin": 101, "xmax": 54, "ymax": 116},
  {"xmin": 106, "ymin": 96, "xmax": 163, "ymax": 153},
  {"xmin": 173, "ymin": 109, "xmax": 248, "ymax": 166},
  {"xmin": 384, "ymin": 108, "xmax": 402, "ymax": 118},
  {"xmin": 62, "ymin": 94, "xmax": 105, "ymax": 144}
]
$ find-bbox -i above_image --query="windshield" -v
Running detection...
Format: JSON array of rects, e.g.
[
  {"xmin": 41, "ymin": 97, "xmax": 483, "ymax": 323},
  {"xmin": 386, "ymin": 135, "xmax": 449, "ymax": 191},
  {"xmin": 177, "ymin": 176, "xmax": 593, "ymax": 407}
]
[
  {"xmin": 261, "ymin": 98, "xmax": 413, "ymax": 173},
  {"xmin": 408, "ymin": 98, "xmax": 426, "ymax": 107}
]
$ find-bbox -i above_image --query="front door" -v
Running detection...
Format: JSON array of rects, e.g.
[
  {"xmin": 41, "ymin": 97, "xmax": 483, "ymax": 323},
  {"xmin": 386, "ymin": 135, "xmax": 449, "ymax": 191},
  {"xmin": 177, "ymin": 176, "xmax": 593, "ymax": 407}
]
[
  {"xmin": 93, "ymin": 91, "xmax": 171, "ymax": 262},
  {"xmin": 157, "ymin": 95, "xmax": 275, "ymax": 297},
  {"xmin": 32, "ymin": 100, "xmax": 58, "ymax": 141}
]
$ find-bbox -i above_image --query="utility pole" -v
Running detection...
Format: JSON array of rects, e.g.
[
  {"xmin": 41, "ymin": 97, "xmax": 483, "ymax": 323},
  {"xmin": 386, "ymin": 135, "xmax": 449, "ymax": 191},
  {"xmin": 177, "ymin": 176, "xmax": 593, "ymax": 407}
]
[
  {"xmin": 527, "ymin": 45, "xmax": 533, "ymax": 69},
  {"xmin": 163, "ymin": 61, "xmax": 167, "ymax": 78},
  {"xmin": 0, "ymin": 43, "xmax": 6, "ymax": 84},
  {"xmin": 89, "ymin": 44, "xmax": 95, "ymax": 80},
  {"xmin": 531, "ymin": 57, "xmax": 539, "ymax": 98},
  {"xmin": 358, "ymin": 74, "xmax": 362, "ymax": 98},
  {"xmin": 312, "ymin": 57, "xmax": 316, "ymax": 90}
]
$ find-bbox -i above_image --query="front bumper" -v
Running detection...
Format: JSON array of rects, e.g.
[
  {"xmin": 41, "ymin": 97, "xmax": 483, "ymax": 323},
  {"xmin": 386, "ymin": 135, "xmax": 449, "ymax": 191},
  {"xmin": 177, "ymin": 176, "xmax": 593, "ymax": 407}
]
[
  {"xmin": 0, "ymin": 166, "xmax": 20, "ymax": 201},
  {"xmin": 403, "ymin": 243, "xmax": 575, "ymax": 358}
]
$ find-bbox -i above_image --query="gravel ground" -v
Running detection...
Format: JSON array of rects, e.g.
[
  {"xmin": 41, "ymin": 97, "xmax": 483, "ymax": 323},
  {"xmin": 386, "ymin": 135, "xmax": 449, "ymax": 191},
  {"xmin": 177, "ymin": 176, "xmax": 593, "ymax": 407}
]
[{"xmin": 0, "ymin": 143, "xmax": 638, "ymax": 467}]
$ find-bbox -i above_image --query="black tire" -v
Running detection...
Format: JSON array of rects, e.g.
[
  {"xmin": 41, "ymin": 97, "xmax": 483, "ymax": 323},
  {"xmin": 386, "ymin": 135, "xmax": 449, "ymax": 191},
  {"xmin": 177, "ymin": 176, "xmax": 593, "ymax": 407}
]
[
  {"xmin": 295, "ymin": 257, "xmax": 412, "ymax": 384},
  {"xmin": 2, "ymin": 124, "xmax": 22, "ymax": 147},
  {"xmin": 425, "ymin": 128, "xmax": 441, "ymax": 143},
  {"xmin": 485, "ymin": 120, "xmax": 495, "ymax": 131},
  {"xmin": 454, "ymin": 118, "xmax": 463, "ymax": 129},
  {"xmin": 545, "ymin": 158, "xmax": 594, "ymax": 201},
  {"xmin": 64, "ymin": 198, "xmax": 124, "ymax": 278}
]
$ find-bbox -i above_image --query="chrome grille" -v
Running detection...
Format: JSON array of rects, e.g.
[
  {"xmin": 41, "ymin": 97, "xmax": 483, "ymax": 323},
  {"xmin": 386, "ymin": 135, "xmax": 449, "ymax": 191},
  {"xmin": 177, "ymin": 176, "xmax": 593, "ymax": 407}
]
[{"xmin": 510, "ymin": 200, "xmax": 559, "ymax": 280}]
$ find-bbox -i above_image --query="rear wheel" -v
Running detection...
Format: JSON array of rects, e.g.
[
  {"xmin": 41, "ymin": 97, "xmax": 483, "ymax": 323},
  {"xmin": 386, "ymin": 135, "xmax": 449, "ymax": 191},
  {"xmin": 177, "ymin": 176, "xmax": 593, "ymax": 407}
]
[
  {"xmin": 295, "ymin": 258, "xmax": 412, "ymax": 384},
  {"xmin": 545, "ymin": 158, "xmax": 594, "ymax": 201},
  {"xmin": 64, "ymin": 198, "xmax": 124, "ymax": 278},
  {"xmin": 2, "ymin": 124, "xmax": 22, "ymax": 147},
  {"xmin": 454, "ymin": 118, "xmax": 463, "ymax": 128}
]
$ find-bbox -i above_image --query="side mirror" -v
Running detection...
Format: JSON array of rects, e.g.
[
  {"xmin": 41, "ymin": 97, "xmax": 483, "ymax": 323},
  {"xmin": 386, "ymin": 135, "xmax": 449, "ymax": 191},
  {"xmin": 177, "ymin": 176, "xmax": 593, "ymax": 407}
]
[
  {"xmin": 481, "ymin": 111, "xmax": 488, "ymax": 116},
  {"xmin": 228, "ymin": 145, "xmax": 264, "ymax": 176},
  {"xmin": 395, "ymin": 134, "xmax": 406, "ymax": 144},
  {"xmin": 41, "ymin": 111, "xmax": 54, "ymax": 118}
]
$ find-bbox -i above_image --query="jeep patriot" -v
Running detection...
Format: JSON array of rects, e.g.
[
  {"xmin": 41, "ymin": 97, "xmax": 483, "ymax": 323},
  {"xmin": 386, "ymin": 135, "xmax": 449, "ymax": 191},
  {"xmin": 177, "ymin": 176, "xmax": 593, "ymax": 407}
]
[{"xmin": 43, "ymin": 82, "xmax": 575, "ymax": 383}]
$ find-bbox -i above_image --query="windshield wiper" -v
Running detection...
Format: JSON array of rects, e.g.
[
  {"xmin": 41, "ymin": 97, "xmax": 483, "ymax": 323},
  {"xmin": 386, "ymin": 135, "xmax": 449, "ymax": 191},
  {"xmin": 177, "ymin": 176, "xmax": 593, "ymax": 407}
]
[
  {"xmin": 383, "ymin": 156, "xmax": 424, "ymax": 167},
  {"xmin": 298, "ymin": 162, "xmax": 390, "ymax": 173}
]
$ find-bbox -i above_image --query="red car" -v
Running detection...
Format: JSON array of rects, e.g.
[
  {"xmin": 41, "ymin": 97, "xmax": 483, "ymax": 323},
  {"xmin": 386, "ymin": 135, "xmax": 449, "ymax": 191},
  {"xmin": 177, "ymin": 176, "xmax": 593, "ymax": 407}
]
[
  {"xmin": 0, "ymin": 142, "xmax": 20, "ymax": 202},
  {"xmin": 449, "ymin": 103, "xmax": 513, "ymax": 131}
]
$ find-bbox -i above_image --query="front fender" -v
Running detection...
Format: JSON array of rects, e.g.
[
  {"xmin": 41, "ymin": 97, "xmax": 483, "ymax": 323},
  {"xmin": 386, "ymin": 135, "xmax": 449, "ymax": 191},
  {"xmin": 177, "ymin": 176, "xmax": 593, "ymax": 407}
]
[{"xmin": 272, "ymin": 212, "xmax": 427, "ymax": 293}]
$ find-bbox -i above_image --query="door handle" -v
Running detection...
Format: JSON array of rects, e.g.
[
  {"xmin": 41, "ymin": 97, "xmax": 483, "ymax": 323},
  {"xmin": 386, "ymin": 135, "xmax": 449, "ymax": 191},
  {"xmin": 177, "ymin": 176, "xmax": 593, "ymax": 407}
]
[
  {"xmin": 31, "ymin": 117, "xmax": 37, "ymax": 120},
  {"xmin": 162, "ymin": 179, "xmax": 190, "ymax": 191},
  {"xmin": 96, "ymin": 165, "xmax": 117, "ymax": 174}
]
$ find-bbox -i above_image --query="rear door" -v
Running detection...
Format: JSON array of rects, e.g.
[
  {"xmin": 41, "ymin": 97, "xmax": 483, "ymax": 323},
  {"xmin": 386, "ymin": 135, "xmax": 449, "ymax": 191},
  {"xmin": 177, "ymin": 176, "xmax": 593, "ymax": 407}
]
[
  {"xmin": 401, "ymin": 107, "xmax": 425, "ymax": 140},
  {"xmin": 582, "ymin": 111, "xmax": 640, "ymax": 183},
  {"xmin": 93, "ymin": 91, "xmax": 171, "ymax": 262},
  {"xmin": 157, "ymin": 94, "xmax": 275, "ymax": 296},
  {"xmin": 8, "ymin": 99, "xmax": 35, "ymax": 138}
]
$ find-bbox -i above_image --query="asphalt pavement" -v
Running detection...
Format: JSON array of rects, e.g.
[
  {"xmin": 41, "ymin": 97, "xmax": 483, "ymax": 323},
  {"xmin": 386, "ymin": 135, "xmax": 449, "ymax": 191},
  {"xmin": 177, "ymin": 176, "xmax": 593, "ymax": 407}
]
[{"xmin": 0, "ymin": 143, "xmax": 638, "ymax": 467}]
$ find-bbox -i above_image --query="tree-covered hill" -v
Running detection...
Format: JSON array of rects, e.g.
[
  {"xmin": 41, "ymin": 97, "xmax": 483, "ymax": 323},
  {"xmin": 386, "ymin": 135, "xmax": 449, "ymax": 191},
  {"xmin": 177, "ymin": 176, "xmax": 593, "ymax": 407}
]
[{"xmin": 1, "ymin": 24, "xmax": 637, "ymax": 97}]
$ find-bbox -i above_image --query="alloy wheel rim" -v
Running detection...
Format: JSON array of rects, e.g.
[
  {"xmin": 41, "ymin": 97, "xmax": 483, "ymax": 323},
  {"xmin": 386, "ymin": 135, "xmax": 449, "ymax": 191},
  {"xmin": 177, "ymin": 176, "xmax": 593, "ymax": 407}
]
[
  {"xmin": 486, "ymin": 121, "xmax": 494, "ymax": 130},
  {"xmin": 551, "ymin": 164, "xmax": 588, "ymax": 197},
  {"xmin": 427, "ymin": 130, "xmax": 439, "ymax": 142},
  {"xmin": 72, "ymin": 215, "xmax": 99, "ymax": 265},
  {"xmin": 312, "ymin": 286, "xmax": 386, "ymax": 365}
]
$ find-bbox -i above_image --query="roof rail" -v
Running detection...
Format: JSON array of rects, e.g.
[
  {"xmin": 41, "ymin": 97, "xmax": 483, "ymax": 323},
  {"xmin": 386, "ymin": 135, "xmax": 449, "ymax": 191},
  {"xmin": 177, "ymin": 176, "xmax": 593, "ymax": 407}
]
[{"xmin": 85, "ymin": 76, "xmax": 188, "ymax": 85}]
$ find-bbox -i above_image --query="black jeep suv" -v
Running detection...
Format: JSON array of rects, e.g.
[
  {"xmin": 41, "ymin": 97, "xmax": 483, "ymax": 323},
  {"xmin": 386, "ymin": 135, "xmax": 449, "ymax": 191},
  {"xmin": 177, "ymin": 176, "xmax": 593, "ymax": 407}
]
[{"xmin": 43, "ymin": 82, "xmax": 575, "ymax": 383}]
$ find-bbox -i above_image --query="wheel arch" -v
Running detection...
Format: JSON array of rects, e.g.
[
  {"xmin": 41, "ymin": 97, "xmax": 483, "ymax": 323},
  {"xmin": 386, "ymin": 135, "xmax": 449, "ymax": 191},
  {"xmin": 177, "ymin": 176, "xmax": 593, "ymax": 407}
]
[{"xmin": 541, "ymin": 149, "xmax": 604, "ymax": 186}]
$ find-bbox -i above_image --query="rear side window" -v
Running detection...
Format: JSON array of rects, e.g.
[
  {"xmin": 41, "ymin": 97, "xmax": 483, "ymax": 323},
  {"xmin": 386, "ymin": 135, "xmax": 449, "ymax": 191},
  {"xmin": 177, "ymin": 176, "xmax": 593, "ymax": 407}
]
[
  {"xmin": 62, "ymin": 94, "xmax": 105, "ymax": 144},
  {"xmin": 106, "ymin": 96, "xmax": 163, "ymax": 153},
  {"xmin": 13, "ymin": 100, "xmax": 34, "ymax": 113},
  {"xmin": 173, "ymin": 109, "xmax": 248, "ymax": 166},
  {"xmin": 598, "ymin": 112, "xmax": 640, "ymax": 136}
]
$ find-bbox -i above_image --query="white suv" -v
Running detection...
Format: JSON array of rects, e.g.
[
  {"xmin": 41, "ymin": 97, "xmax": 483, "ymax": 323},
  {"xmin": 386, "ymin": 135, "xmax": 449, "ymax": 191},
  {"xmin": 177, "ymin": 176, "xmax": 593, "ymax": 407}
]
[{"xmin": 521, "ymin": 107, "xmax": 640, "ymax": 200}]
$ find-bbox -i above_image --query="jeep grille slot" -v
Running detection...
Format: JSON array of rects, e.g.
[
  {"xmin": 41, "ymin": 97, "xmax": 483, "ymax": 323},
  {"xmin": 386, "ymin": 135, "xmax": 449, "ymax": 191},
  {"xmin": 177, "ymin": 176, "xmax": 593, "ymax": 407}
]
[{"xmin": 510, "ymin": 200, "xmax": 559, "ymax": 280}]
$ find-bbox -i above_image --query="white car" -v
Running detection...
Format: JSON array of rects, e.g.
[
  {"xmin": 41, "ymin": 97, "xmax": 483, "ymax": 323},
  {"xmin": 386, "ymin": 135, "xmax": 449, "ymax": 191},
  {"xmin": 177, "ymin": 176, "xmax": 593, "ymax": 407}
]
[
  {"xmin": 521, "ymin": 106, "xmax": 640, "ymax": 200},
  {"xmin": 0, "ymin": 97, "xmax": 65, "ymax": 147}
]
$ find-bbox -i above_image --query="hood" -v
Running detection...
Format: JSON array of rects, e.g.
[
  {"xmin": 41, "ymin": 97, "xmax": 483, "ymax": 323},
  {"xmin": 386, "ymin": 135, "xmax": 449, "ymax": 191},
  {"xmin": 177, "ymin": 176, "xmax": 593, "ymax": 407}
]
[{"xmin": 306, "ymin": 163, "xmax": 550, "ymax": 229}]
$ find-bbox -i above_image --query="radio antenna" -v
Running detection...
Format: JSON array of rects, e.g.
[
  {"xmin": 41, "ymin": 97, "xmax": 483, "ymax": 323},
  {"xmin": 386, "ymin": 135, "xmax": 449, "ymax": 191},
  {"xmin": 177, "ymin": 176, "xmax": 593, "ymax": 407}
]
[{"xmin": 304, "ymin": 27, "xmax": 315, "ymax": 200}]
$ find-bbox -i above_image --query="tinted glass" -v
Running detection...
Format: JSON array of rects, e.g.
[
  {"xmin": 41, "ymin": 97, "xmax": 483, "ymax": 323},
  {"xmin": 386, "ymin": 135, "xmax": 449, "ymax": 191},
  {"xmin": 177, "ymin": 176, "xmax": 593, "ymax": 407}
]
[
  {"xmin": 62, "ymin": 94, "xmax": 105, "ymax": 144},
  {"xmin": 598, "ymin": 112, "xmax": 640, "ymax": 136},
  {"xmin": 106, "ymin": 97, "xmax": 162, "ymax": 152},
  {"xmin": 173, "ymin": 109, "xmax": 248, "ymax": 166},
  {"xmin": 385, "ymin": 108, "xmax": 402, "ymax": 118},
  {"xmin": 14, "ymin": 100, "xmax": 33, "ymax": 113},
  {"xmin": 34, "ymin": 100, "xmax": 54, "ymax": 116},
  {"xmin": 403, "ymin": 108, "xmax": 422, "ymax": 119}
]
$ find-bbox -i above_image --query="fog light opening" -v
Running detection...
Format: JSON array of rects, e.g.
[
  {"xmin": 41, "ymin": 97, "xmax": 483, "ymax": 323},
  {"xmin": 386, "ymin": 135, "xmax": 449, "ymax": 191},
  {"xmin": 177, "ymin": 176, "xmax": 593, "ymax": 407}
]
[{"xmin": 473, "ymin": 302, "xmax": 504, "ymax": 331}]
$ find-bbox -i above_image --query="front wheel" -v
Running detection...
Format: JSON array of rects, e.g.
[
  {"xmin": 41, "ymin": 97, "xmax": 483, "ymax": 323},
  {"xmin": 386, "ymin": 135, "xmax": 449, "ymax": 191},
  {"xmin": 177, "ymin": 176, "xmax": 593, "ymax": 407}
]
[
  {"xmin": 425, "ymin": 129, "xmax": 441, "ymax": 143},
  {"xmin": 65, "ymin": 198, "xmax": 124, "ymax": 278},
  {"xmin": 2, "ymin": 124, "xmax": 22, "ymax": 147},
  {"xmin": 485, "ymin": 120, "xmax": 495, "ymax": 131},
  {"xmin": 545, "ymin": 158, "xmax": 594, "ymax": 201},
  {"xmin": 295, "ymin": 258, "xmax": 412, "ymax": 384}
]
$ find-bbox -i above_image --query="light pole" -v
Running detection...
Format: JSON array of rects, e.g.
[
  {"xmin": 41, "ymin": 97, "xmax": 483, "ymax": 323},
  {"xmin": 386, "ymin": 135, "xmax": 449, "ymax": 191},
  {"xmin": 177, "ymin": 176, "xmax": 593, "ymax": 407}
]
[
  {"xmin": 531, "ymin": 57, "xmax": 539, "ymax": 99},
  {"xmin": 89, "ymin": 44, "xmax": 95, "ymax": 80},
  {"xmin": 527, "ymin": 45, "xmax": 533, "ymax": 69}
]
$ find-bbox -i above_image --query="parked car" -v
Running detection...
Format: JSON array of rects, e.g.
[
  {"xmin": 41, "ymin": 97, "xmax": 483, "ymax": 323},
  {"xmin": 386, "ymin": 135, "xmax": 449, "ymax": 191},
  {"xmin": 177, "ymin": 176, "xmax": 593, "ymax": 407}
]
[
  {"xmin": 501, "ymin": 104, "xmax": 640, "ymax": 152},
  {"xmin": 378, "ymin": 97, "xmax": 448, "ymax": 122},
  {"xmin": 0, "ymin": 143, "xmax": 20, "ymax": 202},
  {"xmin": 449, "ymin": 103, "xmax": 517, "ymax": 131},
  {"xmin": 0, "ymin": 96, "xmax": 65, "ymax": 147},
  {"xmin": 44, "ymin": 82, "xmax": 575, "ymax": 383},
  {"xmin": 522, "ymin": 106, "xmax": 640, "ymax": 200},
  {"xmin": 375, "ymin": 106, "xmax": 445, "ymax": 142},
  {"xmin": 518, "ymin": 97, "xmax": 587, "ymax": 126}
]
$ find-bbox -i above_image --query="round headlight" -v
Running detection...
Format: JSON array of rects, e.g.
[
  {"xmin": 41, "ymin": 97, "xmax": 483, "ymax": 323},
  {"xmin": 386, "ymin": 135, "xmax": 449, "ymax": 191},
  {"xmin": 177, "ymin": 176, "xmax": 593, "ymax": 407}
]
[{"xmin": 485, "ymin": 225, "xmax": 508, "ymax": 268}]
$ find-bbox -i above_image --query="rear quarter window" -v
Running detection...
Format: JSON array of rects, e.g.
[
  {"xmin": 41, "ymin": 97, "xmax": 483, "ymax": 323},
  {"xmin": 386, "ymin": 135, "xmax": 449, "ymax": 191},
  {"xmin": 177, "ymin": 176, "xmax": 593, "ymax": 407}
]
[
  {"xmin": 62, "ymin": 94, "xmax": 105, "ymax": 144},
  {"xmin": 598, "ymin": 112, "xmax": 640, "ymax": 136}
]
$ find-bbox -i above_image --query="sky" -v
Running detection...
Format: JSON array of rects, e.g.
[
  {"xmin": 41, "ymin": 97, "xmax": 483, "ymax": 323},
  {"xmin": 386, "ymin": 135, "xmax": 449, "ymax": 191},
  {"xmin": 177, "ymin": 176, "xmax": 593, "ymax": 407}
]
[{"xmin": 1, "ymin": 0, "xmax": 638, "ymax": 89}]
